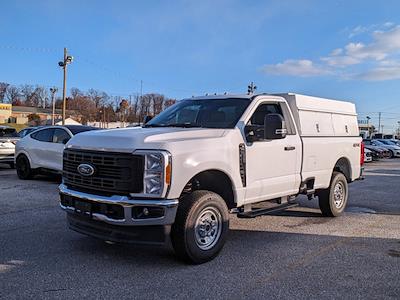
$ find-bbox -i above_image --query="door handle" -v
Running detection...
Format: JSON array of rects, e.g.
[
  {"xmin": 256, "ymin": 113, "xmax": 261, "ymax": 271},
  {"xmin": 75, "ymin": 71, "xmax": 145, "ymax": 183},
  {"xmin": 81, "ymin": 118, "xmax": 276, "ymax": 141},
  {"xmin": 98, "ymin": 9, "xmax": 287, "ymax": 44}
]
[{"xmin": 284, "ymin": 146, "xmax": 296, "ymax": 151}]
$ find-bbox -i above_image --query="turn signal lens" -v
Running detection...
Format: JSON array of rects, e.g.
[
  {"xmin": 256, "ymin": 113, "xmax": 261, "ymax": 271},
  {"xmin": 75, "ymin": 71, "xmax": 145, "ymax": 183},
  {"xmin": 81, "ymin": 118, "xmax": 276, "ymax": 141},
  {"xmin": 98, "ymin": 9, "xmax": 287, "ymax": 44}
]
[{"xmin": 165, "ymin": 163, "xmax": 171, "ymax": 185}]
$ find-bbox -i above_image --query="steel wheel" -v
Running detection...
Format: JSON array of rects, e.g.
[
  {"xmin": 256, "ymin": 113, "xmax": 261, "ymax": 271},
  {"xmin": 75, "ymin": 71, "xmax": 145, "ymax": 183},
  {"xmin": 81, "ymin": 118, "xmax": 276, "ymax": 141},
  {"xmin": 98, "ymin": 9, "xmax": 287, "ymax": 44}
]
[
  {"xmin": 194, "ymin": 207, "xmax": 222, "ymax": 251},
  {"xmin": 333, "ymin": 181, "xmax": 345, "ymax": 209}
]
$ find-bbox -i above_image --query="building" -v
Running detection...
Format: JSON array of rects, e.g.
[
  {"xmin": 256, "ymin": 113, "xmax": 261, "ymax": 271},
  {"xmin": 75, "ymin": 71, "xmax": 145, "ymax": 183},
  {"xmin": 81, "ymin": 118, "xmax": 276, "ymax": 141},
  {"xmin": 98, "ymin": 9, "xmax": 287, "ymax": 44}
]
[
  {"xmin": 0, "ymin": 105, "xmax": 79, "ymax": 125},
  {"xmin": 0, "ymin": 103, "xmax": 12, "ymax": 123},
  {"xmin": 11, "ymin": 106, "xmax": 63, "ymax": 124},
  {"xmin": 358, "ymin": 119, "xmax": 374, "ymax": 138},
  {"xmin": 42, "ymin": 118, "xmax": 81, "ymax": 126}
]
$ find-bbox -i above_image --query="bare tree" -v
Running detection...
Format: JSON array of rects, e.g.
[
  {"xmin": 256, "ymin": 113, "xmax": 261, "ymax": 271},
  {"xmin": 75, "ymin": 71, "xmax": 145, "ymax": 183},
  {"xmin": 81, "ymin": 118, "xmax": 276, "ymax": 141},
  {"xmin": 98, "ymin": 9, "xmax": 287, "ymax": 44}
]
[
  {"xmin": 0, "ymin": 82, "xmax": 9, "ymax": 103},
  {"xmin": 20, "ymin": 84, "xmax": 35, "ymax": 106},
  {"xmin": 139, "ymin": 94, "xmax": 152, "ymax": 121},
  {"xmin": 119, "ymin": 99, "xmax": 130, "ymax": 124},
  {"xmin": 88, "ymin": 89, "xmax": 108, "ymax": 108},
  {"xmin": 33, "ymin": 86, "xmax": 48, "ymax": 108},
  {"xmin": 70, "ymin": 87, "xmax": 83, "ymax": 100},
  {"xmin": 5, "ymin": 85, "xmax": 20, "ymax": 103},
  {"xmin": 151, "ymin": 94, "xmax": 165, "ymax": 115},
  {"xmin": 164, "ymin": 98, "xmax": 177, "ymax": 109}
]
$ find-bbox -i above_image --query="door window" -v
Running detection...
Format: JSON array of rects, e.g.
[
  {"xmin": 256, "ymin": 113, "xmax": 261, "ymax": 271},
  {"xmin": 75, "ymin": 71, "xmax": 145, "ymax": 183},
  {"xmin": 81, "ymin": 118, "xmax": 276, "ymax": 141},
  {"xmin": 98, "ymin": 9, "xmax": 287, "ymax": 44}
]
[
  {"xmin": 246, "ymin": 103, "xmax": 284, "ymax": 142},
  {"xmin": 53, "ymin": 129, "xmax": 71, "ymax": 144},
  {"xmin": 31, "ymin": 129, "xmax": 55, "ymax": 142}
]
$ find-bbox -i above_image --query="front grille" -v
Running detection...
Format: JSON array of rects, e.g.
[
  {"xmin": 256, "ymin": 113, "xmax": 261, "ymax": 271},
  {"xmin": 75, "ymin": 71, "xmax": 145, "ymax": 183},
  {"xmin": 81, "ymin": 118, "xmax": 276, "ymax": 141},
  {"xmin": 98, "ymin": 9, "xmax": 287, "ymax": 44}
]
[{"xmin": 63, "ymin": 149, "xmax": 144, "ymax": 196}]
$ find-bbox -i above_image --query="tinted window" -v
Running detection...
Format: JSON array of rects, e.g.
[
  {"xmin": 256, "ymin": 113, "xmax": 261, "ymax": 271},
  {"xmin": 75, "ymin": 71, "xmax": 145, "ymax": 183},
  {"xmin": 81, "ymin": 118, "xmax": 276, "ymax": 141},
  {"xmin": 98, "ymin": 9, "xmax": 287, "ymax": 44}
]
[
  {"xmin": 145, "ymin": 98, "xmax": 250, "ymax": 129},
  {"xmin": 245, "ymin": 103, "xmax": 285, "ymax": 142},
  {"xmin": 65, "ymin": 126, "xmax": 100, "ymax": 135},
  {"xmin": 248, "ymin": 103, "xmax": 283, "ymax": 126},
  {"xmin": 31, "ymin": 129, "xmax": 54, "ymax": 142},
  {"xmin": 0, "ymin": 128, "xmax": 18, "ymax": 138},
  {"xmin": 53, "ymin": 129, "xmax": 71, "ymax": 144}
]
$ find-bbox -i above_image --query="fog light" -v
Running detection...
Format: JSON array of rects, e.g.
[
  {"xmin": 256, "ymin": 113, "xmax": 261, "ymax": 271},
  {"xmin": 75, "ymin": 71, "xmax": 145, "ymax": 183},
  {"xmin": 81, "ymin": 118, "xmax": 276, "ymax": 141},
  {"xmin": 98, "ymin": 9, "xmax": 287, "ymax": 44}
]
[{"xmin": 132, "ymin": 206, "xmax": 165, "ymax": 219}]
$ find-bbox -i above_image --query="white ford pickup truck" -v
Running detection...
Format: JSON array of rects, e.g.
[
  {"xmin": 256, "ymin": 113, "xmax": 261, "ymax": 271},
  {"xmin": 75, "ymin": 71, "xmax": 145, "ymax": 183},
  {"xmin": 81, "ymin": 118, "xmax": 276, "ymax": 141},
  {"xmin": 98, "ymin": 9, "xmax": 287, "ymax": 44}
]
[{"xmin": 60, "ymin": 93, "xmax": 364, "ymax": 263}]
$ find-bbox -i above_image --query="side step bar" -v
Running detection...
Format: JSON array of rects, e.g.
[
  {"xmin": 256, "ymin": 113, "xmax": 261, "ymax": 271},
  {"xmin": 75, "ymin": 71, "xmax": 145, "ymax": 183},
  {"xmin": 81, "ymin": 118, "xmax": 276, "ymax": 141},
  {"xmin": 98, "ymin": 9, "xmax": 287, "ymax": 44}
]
[{"xmin": 237, "ymin": 203, "xmax": 299, "ymax": 218}]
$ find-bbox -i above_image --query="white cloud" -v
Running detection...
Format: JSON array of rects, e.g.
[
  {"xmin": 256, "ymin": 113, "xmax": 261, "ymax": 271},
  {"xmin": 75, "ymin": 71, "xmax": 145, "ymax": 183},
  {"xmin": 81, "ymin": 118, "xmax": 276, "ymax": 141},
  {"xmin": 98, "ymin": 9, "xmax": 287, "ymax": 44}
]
[
  {"xmin": 262, "ymin": 23, "xmax": 400, "ymax": 81},
  {"xmin": 262, "ymin": 59, "xmax": 329, "ymax": 77},
  {"xmin": 353, "ymin": 66, "xmax": 400, "ymax": 81},
  {"xmin": 348, "ymin": 25, "xmax": 370, "ymax": 38},
  {"xmin": 330, "ymin": 48, "xmax": 343, "ymax": 56}
]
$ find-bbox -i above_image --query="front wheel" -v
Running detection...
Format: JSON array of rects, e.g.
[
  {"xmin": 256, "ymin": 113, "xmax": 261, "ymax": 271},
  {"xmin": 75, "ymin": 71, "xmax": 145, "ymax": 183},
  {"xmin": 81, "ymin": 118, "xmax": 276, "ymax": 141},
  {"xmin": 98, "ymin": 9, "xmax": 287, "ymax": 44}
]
[
  {"xmin": 171, "ymin": 190, "xmax": 229, "ymax": 264},
  {"xmin": 317, "ymin": 171, "xmax": 348, "ymax": 217}
]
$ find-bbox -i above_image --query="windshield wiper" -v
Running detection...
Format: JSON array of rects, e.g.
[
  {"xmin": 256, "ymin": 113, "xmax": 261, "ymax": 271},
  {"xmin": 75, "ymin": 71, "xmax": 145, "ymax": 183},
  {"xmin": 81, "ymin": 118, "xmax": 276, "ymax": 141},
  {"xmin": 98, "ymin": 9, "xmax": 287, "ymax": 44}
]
[
  {"xmin": 143, "ymin": 124, "xmax": 168, "ymax": 128},
  {"xmin": 168, "ymin": 123, "xmax": 202, "ymax": 128},
  {"xmin": 144, "ymin": 123, "xmax": 202, "ymax": 128}
]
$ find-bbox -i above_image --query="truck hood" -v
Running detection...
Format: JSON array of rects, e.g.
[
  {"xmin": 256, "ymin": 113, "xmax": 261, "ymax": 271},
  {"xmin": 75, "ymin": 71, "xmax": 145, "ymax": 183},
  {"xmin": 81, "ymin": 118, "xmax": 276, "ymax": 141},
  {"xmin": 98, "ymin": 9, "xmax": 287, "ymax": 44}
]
[{"xmin": 66, "ymin": 127, "xmax": 227, "ymax": 152}]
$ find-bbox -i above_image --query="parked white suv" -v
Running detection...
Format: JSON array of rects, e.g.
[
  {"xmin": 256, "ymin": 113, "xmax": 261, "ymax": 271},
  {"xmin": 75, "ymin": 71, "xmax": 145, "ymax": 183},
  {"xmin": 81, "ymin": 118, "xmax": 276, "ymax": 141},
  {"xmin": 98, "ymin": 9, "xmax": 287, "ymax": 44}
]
[
  {"xmin": 59, "ymin": 93, "xmax": 363, "ymax": 263},
  {"xmin": 15, "ymin": 125, "xmax": 98, "ymax": 179},
  {"xmin": 0, "ymin": 126, "xmax": 19, "ymax": 168}
]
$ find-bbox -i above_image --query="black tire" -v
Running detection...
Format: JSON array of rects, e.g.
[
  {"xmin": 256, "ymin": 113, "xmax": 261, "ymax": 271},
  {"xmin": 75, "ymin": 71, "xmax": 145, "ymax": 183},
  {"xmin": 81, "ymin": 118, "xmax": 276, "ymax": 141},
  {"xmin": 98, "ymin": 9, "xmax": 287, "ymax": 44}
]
[
  {"xmin": 8, "ymin": 162, "xmax": 15, "ymax": 169},
  {"xmin": 171, "ymin": 190, "xmax": 229, "ymax": 264},
  {"xmin": 317, "ymin": 171, "xmax": 348, "ymax": 217},
  {"xmin": 16, "ymin": 155, "xmax": 34, "ymax": 180},
  {"xmin": 388, "ymin": 150, "xmax": 394, "ymax": 159}
]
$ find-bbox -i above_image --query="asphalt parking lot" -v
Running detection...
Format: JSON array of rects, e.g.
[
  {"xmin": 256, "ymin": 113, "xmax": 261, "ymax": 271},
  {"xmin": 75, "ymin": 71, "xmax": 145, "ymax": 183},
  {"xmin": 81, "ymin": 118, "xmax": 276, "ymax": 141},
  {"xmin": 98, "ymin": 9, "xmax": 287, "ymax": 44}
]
[{"xmin": 0, "ymin": 160, "xmax": 399, "ymax": 299}]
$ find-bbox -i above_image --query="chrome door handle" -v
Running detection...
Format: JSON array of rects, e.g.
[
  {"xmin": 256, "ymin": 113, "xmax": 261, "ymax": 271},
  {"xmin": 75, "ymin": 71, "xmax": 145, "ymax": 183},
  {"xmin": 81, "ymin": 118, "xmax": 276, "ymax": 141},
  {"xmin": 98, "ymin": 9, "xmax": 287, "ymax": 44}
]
[{"xmin": 284, "ymin": 146, "xmax": 295, "ymax": 151}]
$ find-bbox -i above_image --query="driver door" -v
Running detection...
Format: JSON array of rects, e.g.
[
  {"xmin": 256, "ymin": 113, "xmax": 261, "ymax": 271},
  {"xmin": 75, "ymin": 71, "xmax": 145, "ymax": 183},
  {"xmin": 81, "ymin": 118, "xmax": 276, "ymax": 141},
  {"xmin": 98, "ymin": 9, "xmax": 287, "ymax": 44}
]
[{"xmin": 244, "ymin": 101, "xmax": 301, "ymax": 204}]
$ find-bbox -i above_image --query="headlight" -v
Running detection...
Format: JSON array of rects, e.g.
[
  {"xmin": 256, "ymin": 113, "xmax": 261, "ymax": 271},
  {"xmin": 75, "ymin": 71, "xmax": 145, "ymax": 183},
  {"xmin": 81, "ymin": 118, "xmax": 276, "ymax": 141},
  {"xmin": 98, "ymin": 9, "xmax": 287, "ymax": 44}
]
[{"xmin": 131, "ymin": 150, "xmax": 171, "ymax": 198}]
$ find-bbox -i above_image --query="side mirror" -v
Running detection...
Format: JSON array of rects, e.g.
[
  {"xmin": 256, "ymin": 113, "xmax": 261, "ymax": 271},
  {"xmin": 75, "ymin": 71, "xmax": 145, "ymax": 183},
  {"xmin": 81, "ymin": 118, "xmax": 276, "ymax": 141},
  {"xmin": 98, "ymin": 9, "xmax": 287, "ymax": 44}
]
[
  {"xmin": 143, "ymin": 115, "xmax": 153, "ymax": 124},
  {"xmin": 264, "ymin": 114, "xmax": 287, "ymax": 139},
  {"xmin": 62, "ymin": 138, "xmax": 70, "ymax": 144}
]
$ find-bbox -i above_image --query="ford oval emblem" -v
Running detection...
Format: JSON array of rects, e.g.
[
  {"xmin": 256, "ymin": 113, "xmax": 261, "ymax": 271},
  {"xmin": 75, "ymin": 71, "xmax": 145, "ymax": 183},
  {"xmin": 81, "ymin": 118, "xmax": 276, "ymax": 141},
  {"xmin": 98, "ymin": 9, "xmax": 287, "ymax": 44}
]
[{"xmin": 77, "ymin": 163, "xmax": 95, "ymax": 177}]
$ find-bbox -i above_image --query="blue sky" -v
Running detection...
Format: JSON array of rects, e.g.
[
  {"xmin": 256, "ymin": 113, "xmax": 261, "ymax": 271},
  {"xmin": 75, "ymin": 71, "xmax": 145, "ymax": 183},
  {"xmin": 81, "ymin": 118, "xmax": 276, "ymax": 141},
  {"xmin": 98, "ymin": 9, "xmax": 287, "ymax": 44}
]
[{"xmin": 1, "ymin": 0, "xmax": 400, "ymax": 133}]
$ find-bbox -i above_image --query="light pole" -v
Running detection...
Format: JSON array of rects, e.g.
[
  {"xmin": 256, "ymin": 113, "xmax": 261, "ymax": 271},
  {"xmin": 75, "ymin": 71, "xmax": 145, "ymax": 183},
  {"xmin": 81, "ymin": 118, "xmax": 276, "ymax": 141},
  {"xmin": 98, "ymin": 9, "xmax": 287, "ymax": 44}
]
[
  {"xmin": 397, "ymin": 121, "xmax": 400, "ymax": 138},
  {"xmin": 366, "ymin": 116, "xmax": 371, "ymax": 138},
  {"xmin": 58, "ymin": 48, "xmax": 73, "ymax": 125},
  {"xmin": 49, "ymin": 87, "xmax": 58, "ymax": 125}
]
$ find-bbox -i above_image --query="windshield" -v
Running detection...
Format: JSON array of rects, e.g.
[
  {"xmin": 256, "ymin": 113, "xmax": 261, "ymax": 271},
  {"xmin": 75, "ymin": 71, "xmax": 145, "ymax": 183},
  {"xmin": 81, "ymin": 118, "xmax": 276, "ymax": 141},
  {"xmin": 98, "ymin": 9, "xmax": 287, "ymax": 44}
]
[
  {"xmin": 145, "ymin": 98, "xmax": 250, "ymax": 129},
  {"xmin": 373, "ymin": 140, "xmax": 385, "ymax": 146},
  {"xmin": 379, "ymin": 140, "xmax": 395, "ymax": 145},
  {"xmin": 0, "ymin": 128, "xmax": 18, "ymax": 138}
]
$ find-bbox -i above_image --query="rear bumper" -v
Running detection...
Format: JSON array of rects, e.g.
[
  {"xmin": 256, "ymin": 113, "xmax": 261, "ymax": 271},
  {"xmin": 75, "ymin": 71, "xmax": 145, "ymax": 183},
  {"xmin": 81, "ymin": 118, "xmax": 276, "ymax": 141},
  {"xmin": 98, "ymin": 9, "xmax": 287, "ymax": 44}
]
[
  {"xmin": 0, "ymin": 152, "xmax": 14, "ymax": 163},
  {"xmin": 59, "ymin": 184, "xmax": 179, "ymax": 226}
]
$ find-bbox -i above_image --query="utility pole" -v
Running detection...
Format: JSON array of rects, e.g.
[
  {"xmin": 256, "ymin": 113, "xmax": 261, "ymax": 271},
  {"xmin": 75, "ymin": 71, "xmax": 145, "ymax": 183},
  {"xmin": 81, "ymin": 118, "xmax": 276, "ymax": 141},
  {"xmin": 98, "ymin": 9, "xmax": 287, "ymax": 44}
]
[
  {"xmin": 366, "ymin": 116, "xmax": 371, "ymax": 138},
  {"xmin": 378, "ymin": 112, "xmax": 382, "ymax": 134},
  {"xmin": 247, "ymin": 82, "xmax": 257, "ymax": 94},
  {"xmin": 140, "ymin": 80, "xmax": 143, "ymax": 98},
  {"xmin": 49, "ymin": 87, "xmax": 58, "ymax": 125},
  {"xmin": 58, "ymin": 48, "xmax": 73, "ymax": 125},
  {"xmin": 397, "ymin": 121, "xmax": 400, "ymax": 138}
]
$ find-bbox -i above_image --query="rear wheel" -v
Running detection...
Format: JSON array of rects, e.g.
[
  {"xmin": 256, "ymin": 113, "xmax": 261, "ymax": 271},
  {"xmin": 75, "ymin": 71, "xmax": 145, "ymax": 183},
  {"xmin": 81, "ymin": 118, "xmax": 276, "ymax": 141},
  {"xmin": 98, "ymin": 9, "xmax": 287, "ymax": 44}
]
[
  {"xmin": 318, "ymin": 172, "xmax": 348, "ymax": 217},
  {"xmin": 171, "ymin": 190, "xmax": 229, "ymax": 264},
  {"xmin": 16, "ymin": 155, "xmax": 34, "ymax": 180}
]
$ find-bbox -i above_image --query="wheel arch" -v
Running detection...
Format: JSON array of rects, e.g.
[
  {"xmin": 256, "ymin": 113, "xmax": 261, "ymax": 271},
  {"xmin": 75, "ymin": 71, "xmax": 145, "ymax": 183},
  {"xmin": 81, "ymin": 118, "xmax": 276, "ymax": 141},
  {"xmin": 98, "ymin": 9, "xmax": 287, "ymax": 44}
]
[
  {"xmin": 333, "ymin": 157, "xmax": 352, "ymax": 182},
  {"xmin": 179, "ymin": 169, "xmax": 236, "ymax": 209},
  {"xmin": 15, "ymin": 150, "xmax": 33, "ymax": 165}
]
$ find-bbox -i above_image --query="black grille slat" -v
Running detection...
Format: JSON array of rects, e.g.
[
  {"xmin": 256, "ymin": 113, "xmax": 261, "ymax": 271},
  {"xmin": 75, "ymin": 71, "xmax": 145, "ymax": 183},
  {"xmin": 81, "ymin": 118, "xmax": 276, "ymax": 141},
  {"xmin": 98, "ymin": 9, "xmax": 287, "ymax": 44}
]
[{"xmin": 63, "ymin": 149, "xmax": 144, "ymax": 196}]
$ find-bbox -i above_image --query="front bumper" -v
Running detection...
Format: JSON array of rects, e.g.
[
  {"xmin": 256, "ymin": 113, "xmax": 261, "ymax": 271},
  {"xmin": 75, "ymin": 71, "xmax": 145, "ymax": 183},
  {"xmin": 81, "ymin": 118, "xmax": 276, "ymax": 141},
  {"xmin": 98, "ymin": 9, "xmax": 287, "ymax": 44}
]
[{"xmin": 59, "ymin": 184, "xmax": 179, "ymax": 226}]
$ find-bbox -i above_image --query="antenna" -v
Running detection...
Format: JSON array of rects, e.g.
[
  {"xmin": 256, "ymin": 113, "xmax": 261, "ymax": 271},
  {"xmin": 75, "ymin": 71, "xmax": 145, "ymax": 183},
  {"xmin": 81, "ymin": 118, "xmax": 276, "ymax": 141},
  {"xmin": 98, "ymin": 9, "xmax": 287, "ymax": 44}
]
[{"xmin": 247, "ymin": 82, "xmax": 257, "ymax": 94}]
